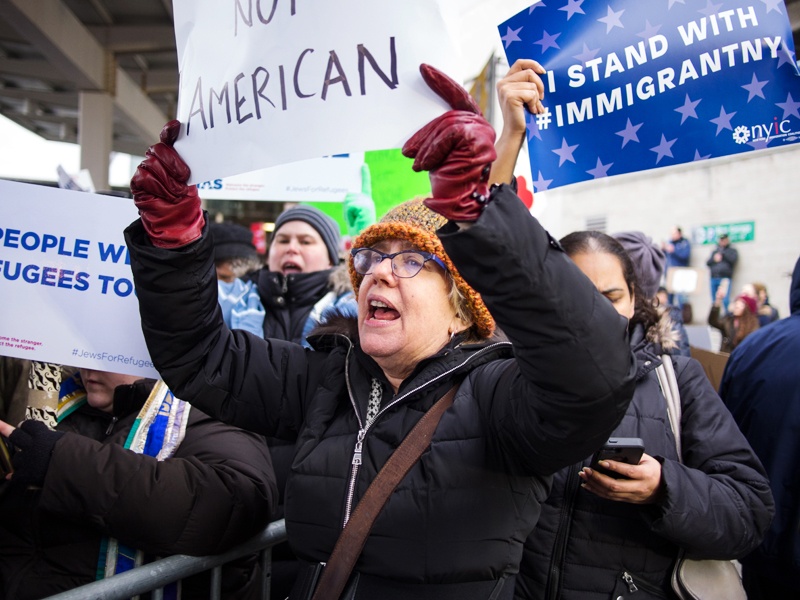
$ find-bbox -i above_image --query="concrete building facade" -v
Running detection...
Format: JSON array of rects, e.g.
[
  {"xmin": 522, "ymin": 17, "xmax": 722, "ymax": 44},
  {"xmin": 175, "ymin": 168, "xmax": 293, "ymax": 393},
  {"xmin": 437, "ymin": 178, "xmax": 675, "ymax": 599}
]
[{"xmin": 529, "ymin": 144, "xmax": 800, "ymax": 322}]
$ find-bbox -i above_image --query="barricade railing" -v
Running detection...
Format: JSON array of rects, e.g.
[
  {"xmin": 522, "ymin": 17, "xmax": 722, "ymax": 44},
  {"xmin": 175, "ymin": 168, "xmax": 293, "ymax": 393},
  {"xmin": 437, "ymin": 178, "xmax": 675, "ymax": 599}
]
[{"xmin": 44, "ymin": 519, "xmax": 287, "ymax": 600}]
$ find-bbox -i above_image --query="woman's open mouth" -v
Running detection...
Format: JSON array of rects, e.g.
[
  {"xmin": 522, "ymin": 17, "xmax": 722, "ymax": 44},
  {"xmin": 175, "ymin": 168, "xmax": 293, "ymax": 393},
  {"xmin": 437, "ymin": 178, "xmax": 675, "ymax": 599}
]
[
  {"xmin": 368, "ymin": 298, "xmax": 400, "ymax": 321},
  {"xmin": 281, "ymin": 261, "xmax": 302, "ymax": 274}
]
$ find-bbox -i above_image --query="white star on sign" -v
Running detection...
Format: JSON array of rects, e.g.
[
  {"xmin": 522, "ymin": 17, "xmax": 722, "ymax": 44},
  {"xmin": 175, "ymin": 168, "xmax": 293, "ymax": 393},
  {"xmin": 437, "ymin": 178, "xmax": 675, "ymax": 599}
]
[
  {"xmin": 559, "ymin": 0, "xmax": 585, "ymax": 20},
  {"xmin": 650, "ymin": 134, "xmax": 677, "ymax": 164},
  {"xmin": 586, "ymin": 158, "xmax": 613, "ymax": 178},
  {"xmin": 615, "ymin": 118, "xmax": 642, "ymax": 148},
  {"xmin": 552, "ymin": 138, "xmax": 579, "ymax": 166},
  {"xmin": 741, "ymin": 74, "xmax": 768, "ymax": 102},
  {"xmin": 710, "ymin": 106, "xmax": 737, "ymax": 135},
  {"xmin": 501, "ymin": 26, "xmax": 523, "ymax": 49},
  {"xmin": 533, "ymin": 171, "xmax": 554, "ymax": 191},
  {"xmin": 675, "ymin": 94, "xmax": 702, "ymax": 124},
  {"xmin": 530, "ymin": 1, "xmax": 547, "ymax": 14},
  {"xmin": 597, "ymin": 6, "xmax": 625, "ymax": 33},
  {"xmin": 760, "ymin": 0, "xmax": 783, "ymax": 14},
  {"xmin": 776, "ymin": 92, "xmax": 800, "ymax": 120}
]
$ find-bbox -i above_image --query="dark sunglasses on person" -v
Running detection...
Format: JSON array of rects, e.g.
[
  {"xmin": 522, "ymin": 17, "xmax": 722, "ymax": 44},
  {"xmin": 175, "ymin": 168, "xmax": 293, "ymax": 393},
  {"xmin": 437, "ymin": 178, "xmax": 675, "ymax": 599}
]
[{"xmin": 350, "ymin": 247, "xmax": 447, "ymax": 278}]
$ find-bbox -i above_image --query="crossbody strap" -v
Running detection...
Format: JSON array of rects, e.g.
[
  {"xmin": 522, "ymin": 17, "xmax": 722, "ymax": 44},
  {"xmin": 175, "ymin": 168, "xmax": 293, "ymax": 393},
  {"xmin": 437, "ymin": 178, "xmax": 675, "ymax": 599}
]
[
  {"xmin": 311, "ymin": 383, "xmax": 461, "ymax": 600},
  {"xmin": 654, "ymin": 356, "xmax": 683, "ymax": 462}
]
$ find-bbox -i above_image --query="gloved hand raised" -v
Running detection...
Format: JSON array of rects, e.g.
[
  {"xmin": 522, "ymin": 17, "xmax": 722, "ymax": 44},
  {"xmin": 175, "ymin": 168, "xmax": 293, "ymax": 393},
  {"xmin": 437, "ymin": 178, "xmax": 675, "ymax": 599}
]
[
  {"xmin": 402, "ymin": 65, "xmax": 497, "ymax": 222},
  {"xmin": 130, "ymin": 120, "xmax": 204, "ymax": 248}
]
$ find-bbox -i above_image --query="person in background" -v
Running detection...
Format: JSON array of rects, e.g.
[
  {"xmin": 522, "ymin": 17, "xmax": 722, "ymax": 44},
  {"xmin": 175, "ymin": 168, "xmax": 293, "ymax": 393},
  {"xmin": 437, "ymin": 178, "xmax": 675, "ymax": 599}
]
[
  {"xmin": 661, "ymin": 226, "xmax": 691, "ymax": 308},
  {"xmin": 211, "ymin": 221, "xmax": 262, "ymax": 283},
  {"xmin": 211, "ymin": 221, "xmax": 266, "ymax": 337},
  {"xmin": 752, "ymin": 282, "xmax": 780, "ymax": 327},
  {"xmin": 656, "ymin": 286, "xmax": 691, "ymax": 357},
  {"xmin": 719, "ymin": 255, "xmax": 800, "ymax": 600},
  {"xmin": 0, "ymin": 368, "xmax": 277, "ymax": 600},
  {"xmin": 214, "ymin": 206, "xmax": 360, "ymax": 597},
  {"xmin": 706, "ymin": 233, "xmax": 738, "ymax": 316},
  {"xmin": 709, "ymin": 289, "xmax": 760, "ymax": 353},
  {"xmin": 241, "ymin": 205, "xmax": 358, "ymax": 347},
  {"xmin": 515, "ymin": 230, "xmax": 773, "ymax": 600},
  {"xmin": 613, "ymin": 231, "xmax": 691, "ymax": 358}
]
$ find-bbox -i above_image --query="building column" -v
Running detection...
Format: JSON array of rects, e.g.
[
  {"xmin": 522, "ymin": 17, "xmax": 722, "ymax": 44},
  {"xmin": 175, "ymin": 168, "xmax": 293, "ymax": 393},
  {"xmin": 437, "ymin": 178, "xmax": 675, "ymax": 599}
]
[{"xmin": 78, "ymin": 91, "xmax": 113, "ymax": 191}]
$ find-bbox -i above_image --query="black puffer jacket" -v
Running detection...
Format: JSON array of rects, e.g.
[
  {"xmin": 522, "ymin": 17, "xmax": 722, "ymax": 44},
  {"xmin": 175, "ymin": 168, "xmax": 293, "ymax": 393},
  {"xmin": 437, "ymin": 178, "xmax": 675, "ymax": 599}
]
[
  {"xmin": 706, "ymin": 245, "xmax": 738, "ymax": 279},
  {"xmin": 126, "ymin": 187, "xmax": 637, "ymax": 599},
  {"xmin": 515, "ymin": 314, "xmax": 774, "ymax": 600},
  {"xmin": 0, "ymin": 379, "xmax": 278, "ymax": 600},
  {"xmin": 244, "ymin": 265, "xmax": 352, "ymax": 343}
]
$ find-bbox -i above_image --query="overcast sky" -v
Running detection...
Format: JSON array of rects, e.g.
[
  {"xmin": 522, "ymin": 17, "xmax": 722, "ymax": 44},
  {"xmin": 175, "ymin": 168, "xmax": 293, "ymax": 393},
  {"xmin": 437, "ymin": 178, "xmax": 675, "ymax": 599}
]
[{"xmin": 0, "ymin": 114, "xmax": 139, "ymax": 187}]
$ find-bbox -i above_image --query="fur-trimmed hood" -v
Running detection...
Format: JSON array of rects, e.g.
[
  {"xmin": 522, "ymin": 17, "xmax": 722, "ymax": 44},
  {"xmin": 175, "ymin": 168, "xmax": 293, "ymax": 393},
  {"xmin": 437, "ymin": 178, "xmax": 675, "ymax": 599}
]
[
  {"xmin": 329, "ymin": 262, "xmax": 354, "ymax": 297},
  {"xmin": 649, "ymin": 307, "xmax": 682, "ymax": 353}
]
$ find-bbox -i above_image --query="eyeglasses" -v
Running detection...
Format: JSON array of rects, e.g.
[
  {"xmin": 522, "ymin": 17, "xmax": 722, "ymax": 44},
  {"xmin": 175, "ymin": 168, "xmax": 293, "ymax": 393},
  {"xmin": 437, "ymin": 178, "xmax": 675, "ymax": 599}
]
[{"xmin": 350, "ymin": 247, "xmax": 447, "ymax": 279}]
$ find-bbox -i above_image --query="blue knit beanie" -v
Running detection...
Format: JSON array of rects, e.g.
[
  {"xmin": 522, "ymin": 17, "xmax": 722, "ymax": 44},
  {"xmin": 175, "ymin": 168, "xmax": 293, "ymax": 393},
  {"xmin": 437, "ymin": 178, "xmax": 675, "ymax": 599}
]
[{"xmin": 272, "ymin": 205, "xmax": 341, "ymax": 266}]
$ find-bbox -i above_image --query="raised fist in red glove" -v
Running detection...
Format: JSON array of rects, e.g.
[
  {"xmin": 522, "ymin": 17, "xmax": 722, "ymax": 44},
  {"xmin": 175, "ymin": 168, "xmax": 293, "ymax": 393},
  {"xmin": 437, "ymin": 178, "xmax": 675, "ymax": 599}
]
[
  {"xmin": 402, "ymin": 65, "xmax": 497, "ymax": 222},
  {"xmin": 130, "ymin": 120, "xmax": 204, "ymax": 248}
]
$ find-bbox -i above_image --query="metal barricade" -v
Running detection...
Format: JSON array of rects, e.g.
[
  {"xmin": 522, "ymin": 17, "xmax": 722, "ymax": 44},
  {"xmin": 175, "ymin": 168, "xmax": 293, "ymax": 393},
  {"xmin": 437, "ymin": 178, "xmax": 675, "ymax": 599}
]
[{"xmin": 44, "ymin": 519, "xmax": 287, "ymax": 600}]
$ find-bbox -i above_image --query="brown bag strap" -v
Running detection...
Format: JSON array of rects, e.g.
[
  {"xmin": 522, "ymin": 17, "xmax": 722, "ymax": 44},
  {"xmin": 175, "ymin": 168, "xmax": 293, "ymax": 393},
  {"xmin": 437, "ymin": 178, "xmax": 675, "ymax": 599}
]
[{"xmin": 311, "ymin": 383, "xmax": 461, "ymax": 600}]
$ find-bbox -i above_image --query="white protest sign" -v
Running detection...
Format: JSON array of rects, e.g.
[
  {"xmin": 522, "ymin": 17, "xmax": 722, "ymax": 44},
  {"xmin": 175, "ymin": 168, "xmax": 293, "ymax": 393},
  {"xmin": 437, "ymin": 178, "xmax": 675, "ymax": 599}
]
[
  {"xmin": 197, "ymin": 152, "xmax": 365, "ymax": 201},
  {"xmin": 172, "ymin": 0, "xmax": 461, "ymax": 184},
  {"xmin": 0, "ymin": 180, "xmax": 158, "ymax": 379}
]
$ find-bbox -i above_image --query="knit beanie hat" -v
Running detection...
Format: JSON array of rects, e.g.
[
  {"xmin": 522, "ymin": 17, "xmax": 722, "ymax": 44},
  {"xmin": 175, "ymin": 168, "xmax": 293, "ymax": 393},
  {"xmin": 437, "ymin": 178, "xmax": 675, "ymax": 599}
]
[
  {"xmin": 210, "ymin": 222, "xmax": 258, "ymax": 261},
  {"xmin": 736, "ymin": 294, "xmax": 757, "ymax": 315},
  {"xmin": 273, "ymin": 206, "xmax": 341, "ymax": 266},
  {"xmin": 613, "ymin": 231, "xmax": 666, "ymax": 299},
  {"xmin": 350, "ymin": 198, "xmax": 494, "ymax": 339}
]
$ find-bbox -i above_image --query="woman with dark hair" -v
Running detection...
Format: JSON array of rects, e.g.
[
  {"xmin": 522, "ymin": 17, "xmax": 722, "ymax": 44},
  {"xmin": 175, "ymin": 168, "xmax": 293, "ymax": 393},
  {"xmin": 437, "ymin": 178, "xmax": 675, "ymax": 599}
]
[
  {"xmin": 708, "ymin": 290, "xmax": 760, "ymax": 353},
  {"xmin": 514, "ymin": 230, "xmax": 774, "ymax": 600}
]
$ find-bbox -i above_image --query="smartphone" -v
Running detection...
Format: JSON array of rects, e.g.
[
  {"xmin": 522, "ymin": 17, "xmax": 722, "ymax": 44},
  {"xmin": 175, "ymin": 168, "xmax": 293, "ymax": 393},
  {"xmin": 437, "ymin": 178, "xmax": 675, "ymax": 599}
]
[{"xmin": 590, "ymin": 437, "xmax": 645, "ymax": 480}]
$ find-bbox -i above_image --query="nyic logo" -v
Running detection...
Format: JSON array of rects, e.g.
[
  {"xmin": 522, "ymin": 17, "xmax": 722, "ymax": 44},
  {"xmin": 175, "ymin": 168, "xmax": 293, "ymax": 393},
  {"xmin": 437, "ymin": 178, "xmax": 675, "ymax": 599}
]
[{"xmin": 733, "ymin": 117, "xmax": 793, "ymax": 145}]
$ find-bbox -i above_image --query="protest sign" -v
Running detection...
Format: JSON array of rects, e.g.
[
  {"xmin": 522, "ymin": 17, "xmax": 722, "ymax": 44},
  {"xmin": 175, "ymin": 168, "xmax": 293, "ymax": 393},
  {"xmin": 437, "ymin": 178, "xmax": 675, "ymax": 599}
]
[
  {"xmin": 500, "ymin": 0, "xmax": 800, "ymax": 191},
  {"xmin": 0, "ymin": 180, "xmax": 158, "ymax": 379},
  {"xmin": 195, "ymin": 152, "xmax": 365, "ymax": 202},
  {"xmin": 172, "ymin": 0, "xmax": 460, "ymax": 184}
]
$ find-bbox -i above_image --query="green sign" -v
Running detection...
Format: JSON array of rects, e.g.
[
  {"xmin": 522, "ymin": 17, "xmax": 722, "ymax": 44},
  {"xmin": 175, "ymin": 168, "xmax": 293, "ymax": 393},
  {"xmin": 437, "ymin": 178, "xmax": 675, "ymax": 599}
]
[
  {"xmin": 307, "ymin": 149, "xmax": 431, "ymax": 235},
  {"xmin": 691, "ymin": 222, "xmax": 755, "ymax": 245}
]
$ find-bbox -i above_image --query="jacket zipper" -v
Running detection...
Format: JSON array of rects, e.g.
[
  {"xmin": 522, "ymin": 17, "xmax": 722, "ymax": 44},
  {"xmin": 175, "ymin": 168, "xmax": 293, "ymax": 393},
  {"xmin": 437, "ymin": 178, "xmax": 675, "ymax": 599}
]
[
  {"xmin": 619, "ymin": 569, "xmax": 669, "ymax": 597},
  {"xmin": 545, "ymin": 462, "xmax": 581, "ymax": 600},
  {"xmin": 105, "ymin": 416, "xmax": 118, "ymax": 436},
  {"xmin": 341, "ymin": 341, "xmax": 511, "ymax": 527}
]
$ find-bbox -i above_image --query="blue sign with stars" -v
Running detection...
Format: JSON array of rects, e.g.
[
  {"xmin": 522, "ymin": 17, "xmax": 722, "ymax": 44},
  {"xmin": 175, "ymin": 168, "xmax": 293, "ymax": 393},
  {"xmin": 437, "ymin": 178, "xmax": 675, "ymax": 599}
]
[{"xmin": 499, "ymin": 0, "xmax": 800, "ymax": 191}]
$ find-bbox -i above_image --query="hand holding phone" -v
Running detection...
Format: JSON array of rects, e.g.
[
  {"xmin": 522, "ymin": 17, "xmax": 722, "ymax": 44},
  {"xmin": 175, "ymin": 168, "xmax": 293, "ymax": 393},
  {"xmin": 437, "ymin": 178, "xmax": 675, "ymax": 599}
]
[
  {"xmin": 581, "ymin": 445, "xmax": 664, "ymax": 505},
  {"xmin": 589, "ymin": 437, "xmax": 645, "ymax": 479}
]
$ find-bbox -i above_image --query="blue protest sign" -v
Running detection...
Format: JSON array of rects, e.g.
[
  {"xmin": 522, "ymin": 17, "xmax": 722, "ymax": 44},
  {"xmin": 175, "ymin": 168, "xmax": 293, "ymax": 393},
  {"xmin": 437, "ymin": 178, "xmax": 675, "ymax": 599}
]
[{"xmin": 499, "ymin": 0, "xmax": 800, "ymax": 191}]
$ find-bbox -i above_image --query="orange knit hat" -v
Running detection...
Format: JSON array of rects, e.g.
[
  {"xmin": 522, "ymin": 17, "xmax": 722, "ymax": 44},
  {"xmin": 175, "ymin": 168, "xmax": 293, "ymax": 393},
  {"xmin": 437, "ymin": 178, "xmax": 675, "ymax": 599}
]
[{"xmin": 349, "ymin": 199, "xmax": 495, "ymax": 339}]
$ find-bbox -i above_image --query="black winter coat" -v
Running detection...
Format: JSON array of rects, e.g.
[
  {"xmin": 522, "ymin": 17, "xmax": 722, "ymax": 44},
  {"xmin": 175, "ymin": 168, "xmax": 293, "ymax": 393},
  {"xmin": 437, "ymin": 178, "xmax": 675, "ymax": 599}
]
[
  {"xmin": 0, "ymin": 379, "xmax": 278, "ymax": 600},
  {"xmin": 243, "ymin": 266, "xmax": 342, "ymax": 343},
  {"xmin": 706, "ymin": 245, "xmax": 738, "ymax": 279},
  {"xmin": 720, "ymin": 255, "xmax": 800, "ymax": 591},
  {"xmin": 515, "ymin": 319, "xmax": 774, "ymax": 600},
  {"xmin": 126, "ymin": 187, "xmax": 637, "ymax": 599}
]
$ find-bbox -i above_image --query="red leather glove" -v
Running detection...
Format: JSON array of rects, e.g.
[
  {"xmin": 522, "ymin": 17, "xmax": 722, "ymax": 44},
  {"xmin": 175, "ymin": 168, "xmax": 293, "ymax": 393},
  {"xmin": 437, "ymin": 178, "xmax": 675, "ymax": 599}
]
[
  {"xmin": 402, "ymin": 65, "xmax": 497, "ymax": 222},
  {"xmin": 130, "ymin": 120, "xmax": 204, "ymax": 248}
]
